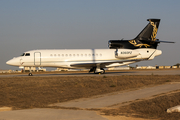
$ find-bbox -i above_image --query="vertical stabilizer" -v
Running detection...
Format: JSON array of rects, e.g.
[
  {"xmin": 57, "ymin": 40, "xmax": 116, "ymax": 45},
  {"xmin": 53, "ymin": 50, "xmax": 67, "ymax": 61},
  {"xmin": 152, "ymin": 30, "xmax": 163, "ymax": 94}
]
[
  {"xmin": 108, "ymin": 18, "xmax": 170, "ymax": 49},
  {"xmin": 135, "ymin": 19, "xmax": 160, "ymax": 41}
]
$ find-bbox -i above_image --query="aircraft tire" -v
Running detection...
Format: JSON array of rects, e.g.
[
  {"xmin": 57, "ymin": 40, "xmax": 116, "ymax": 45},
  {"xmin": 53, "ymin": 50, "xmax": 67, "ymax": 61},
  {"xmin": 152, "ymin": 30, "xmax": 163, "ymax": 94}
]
[
  {"xmin": 94, "ymin": 70, "xmax": 105, "ymax": 74},
  {"xmin": 101, "ymin": 70, "xmax": 105, "ymax": 74},
  {"xmin": 28, "ymin": 73, "xmax": 33, "ymax": 76}
]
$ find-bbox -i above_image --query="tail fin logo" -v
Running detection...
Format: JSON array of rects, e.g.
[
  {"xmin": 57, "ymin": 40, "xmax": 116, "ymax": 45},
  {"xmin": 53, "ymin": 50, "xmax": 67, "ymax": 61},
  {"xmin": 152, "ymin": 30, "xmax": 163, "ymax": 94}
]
[
  {"xmin": 129, "ymin": 40, "xmax": 150, "ymax": 48},
  {"xmin": 149, "ymin": 20, "xmax": 158, "ymax": 41}
]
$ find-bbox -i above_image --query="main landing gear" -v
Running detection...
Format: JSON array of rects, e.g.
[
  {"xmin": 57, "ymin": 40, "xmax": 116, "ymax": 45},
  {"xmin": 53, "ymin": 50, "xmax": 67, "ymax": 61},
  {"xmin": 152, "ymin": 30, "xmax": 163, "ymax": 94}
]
[{"xmin": 89, "ymin": 67, "xmax": 105, "ymax": 74}]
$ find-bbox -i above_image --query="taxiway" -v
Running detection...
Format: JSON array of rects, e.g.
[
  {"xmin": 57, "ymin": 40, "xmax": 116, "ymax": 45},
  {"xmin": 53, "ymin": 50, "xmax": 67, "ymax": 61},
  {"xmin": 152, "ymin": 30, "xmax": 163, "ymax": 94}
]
[{"xmin": 0, "ymin": 69, "xmax": 180, "ymax": 77}]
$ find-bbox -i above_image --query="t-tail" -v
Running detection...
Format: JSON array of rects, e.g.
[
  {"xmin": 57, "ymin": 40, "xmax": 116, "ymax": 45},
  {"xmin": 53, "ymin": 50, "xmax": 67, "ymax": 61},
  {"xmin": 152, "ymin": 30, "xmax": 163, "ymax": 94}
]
[
  {"xmin": 109, "ymin": 19, "xmax": 174, "ymax": 49},
  {"xmin": 135, "ymin": 19, "xmax": 160, "ymax": 41}
]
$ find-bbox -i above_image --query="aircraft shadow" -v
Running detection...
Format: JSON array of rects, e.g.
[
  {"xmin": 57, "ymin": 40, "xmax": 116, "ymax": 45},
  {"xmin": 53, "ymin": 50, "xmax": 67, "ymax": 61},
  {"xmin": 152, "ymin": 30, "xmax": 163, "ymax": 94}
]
[
  {"xmin": 38, "ymin": 71, "xmax": 136, "ymax": 76},
  {"xmin": 12, "ymin": 71, "xmax": 137, "ymax": 77}
]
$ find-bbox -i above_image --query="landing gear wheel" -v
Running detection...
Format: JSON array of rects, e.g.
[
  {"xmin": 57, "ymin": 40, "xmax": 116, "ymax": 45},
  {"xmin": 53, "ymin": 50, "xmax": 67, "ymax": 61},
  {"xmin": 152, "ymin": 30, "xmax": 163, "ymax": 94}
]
[
  {"xmin": 101, "ymin": 70, "xmax": 105, "ymax": 74},
  {"xmin": 28, "ymin": 73, "xmax": 33, "ymax": 76},
  {"xmin": 94, "ymin": 70, "xmax": 105, "ymax": 74}
]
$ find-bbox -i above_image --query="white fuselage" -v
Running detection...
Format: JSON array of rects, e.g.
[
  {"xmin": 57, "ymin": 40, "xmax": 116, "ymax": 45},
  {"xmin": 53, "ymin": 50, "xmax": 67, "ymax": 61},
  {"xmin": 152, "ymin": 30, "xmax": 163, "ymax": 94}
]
[{"xmin": 6, "ymin": 48, "xmax": 162, "ymax": 69}]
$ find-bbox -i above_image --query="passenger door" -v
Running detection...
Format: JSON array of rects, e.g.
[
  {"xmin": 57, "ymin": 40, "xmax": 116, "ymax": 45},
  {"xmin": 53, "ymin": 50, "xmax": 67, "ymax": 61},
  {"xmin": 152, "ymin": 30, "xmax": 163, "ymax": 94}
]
[{"xmin": 34, "ymin": 52, "xmax": 41, "ymax": 65}]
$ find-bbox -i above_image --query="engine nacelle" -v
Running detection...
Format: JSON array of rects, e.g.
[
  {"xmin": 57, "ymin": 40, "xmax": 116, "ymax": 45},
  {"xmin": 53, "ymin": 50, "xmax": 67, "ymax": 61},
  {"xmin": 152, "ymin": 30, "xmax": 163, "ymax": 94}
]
[{"xmin": 115, "ymin": 49, "xmax": 139, "ymax": 59}]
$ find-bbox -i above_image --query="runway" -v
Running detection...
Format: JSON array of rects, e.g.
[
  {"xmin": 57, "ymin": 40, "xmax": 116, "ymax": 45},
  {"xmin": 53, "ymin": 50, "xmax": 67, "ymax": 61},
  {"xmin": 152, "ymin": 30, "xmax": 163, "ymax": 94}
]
[{"xmin": 1, "ymin": 69, "xmax": 180, "ymax": 77}]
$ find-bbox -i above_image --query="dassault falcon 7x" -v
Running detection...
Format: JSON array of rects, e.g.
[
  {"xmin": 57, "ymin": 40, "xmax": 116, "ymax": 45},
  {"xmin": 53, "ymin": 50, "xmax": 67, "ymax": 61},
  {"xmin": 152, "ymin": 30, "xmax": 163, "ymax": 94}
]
[{"xmin": 6, "ymin": 19, "xmax": 173, "ymax": 76}]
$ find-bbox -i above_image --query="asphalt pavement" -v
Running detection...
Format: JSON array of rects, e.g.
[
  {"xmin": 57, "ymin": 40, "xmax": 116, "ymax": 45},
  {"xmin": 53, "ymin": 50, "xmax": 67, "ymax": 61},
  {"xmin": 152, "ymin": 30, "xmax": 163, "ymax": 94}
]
[{"xmin": 0, "ymin": 69, "xmax": 180, "ymax": 77}]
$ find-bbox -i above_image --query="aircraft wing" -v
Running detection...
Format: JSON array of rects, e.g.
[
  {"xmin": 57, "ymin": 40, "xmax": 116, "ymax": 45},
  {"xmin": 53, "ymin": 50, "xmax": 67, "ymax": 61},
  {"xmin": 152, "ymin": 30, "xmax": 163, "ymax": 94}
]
[{"xmin": 70, "ymin": 59, "xmax": 143, "ymax": 69}]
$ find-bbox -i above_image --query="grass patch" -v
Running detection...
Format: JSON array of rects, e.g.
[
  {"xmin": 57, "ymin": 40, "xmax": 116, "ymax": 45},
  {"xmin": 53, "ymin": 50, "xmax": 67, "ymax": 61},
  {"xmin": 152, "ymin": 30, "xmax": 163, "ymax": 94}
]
[
  {"xmin": 103, "ymin": 76, "xmax": 107, "ymax": 78},
  {"xmin": 110, "ymin": 84, "xmax": 116, "ymax": 87},
  {"xmin": 166, "ymin": 80, "xmax": 171, "ymax": 82},
  {"xmin": 0, "ymin": 75, "xmax": 179, "ymax": 110}
]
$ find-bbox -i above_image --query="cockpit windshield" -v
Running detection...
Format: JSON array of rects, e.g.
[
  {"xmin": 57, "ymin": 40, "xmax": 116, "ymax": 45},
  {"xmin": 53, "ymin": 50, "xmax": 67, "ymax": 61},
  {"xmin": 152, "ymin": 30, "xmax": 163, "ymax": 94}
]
[
  {"xmin": 21, "ymin": 53, "xmax": 30, "ymax": 56},
  {"xmin": 21, "ymin": 53, "xmax": 25, "ymax": 56}
]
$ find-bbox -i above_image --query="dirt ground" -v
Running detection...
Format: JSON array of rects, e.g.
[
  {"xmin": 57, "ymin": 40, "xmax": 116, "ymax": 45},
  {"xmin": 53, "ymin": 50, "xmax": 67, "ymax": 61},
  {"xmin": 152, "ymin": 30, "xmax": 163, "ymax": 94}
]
[{"xmin": 0, "ymin": 75, "xmax": 180, "ymax": 120}]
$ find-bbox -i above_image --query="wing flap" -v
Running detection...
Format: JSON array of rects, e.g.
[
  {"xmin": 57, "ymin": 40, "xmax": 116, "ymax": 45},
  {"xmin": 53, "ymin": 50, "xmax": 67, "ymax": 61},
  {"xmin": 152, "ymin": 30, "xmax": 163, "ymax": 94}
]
[{"xmin": 70, "ymin": 59, "xmax": 143, "ymax": 69}]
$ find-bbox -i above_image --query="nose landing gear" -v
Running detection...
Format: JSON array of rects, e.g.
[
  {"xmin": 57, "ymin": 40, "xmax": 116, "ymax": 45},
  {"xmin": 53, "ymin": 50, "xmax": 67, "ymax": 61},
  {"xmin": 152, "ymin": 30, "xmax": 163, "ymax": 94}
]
[
  {"xmin": 28, "ymin": 67, "xmax": 33, "ymax": 76},
  {"xmin": 28, "ymin": 73, "xmax": 33, "ymax": 76}
]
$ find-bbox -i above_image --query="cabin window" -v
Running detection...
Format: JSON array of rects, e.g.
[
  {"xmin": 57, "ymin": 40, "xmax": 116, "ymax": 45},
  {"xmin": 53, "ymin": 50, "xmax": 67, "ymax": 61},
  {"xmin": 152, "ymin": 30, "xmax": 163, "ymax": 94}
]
[
  {"xmin": 66, "ymin": 54, "xmax": 68, "ymax": 57},
  {"xmin": 96, "ymin": 54, "xmax": 98, "ymax": 56},
  {"xmin": 85, "ymin": 54, "xmax": 87, "ymax": 56},
  {"xmin": 54, "ymin": 54, "xmax": 56, "ymax": 57},
  {"xmin": 73, "ymin": 54, "xmax": 75, "ymax": 56},
  {"xmin": 62, "ymin": 54, "xmax": 64, "ymax": 57},
  {"xmin": 81, "ymin": 54, "xmax": 83, "ymax": 56},
  {"xmin": 50, "ymin": 54, "xmax": 53, "ymax": 57},
  {"xmin": 25, "ymin": 53, "xmax": 30, "ymax": 56},
  {"xmin": 89, "ymin": 54, "xmax": 91, "ymax": 56},
  {"xmin": 69, "ymin": 54, "xmax": 72, "ymax": 57},
  {"xmin": 100, "ymin": 54, "xmax": 102, "ymax": 56},
  {"xmin": 77, "ymin": 54, "xmax": 79, "ymax": 57},
  {"xmin": 58, "ymin": 54, "xmax": 60, "ymax": 56}
]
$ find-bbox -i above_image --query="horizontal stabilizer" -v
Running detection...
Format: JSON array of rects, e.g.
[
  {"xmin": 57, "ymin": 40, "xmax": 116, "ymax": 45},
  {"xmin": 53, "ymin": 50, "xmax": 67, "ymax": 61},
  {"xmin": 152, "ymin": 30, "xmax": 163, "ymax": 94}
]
[{"xmin": 155, "ymin": 40, "xmax": 175, "ymax": 43}]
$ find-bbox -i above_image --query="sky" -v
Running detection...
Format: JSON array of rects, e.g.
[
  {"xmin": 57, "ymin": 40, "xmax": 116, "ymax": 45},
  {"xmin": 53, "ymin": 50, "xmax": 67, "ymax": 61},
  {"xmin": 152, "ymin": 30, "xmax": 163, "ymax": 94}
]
[{"xmin": 0, "ymin": 0, "xmax": 180, "ymax": 70}]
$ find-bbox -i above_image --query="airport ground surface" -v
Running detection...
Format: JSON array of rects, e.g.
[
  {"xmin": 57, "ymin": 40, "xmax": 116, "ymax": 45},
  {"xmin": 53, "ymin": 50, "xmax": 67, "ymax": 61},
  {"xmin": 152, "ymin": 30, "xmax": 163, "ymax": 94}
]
[
  {"xmin": 0, "ymin": 69, "xmax": 180, "ymax": 120},
  {"xmin": 0, "ymin": 68, "xmax": 180, "ymax": 77}
]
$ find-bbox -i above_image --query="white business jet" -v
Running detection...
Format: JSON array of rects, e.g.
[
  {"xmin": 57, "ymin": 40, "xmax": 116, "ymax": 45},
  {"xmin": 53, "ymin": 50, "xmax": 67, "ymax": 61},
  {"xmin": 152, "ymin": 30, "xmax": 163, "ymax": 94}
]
[{"xmin": 7, "ymin": 19, "xmax": 172, "ymax": 76}]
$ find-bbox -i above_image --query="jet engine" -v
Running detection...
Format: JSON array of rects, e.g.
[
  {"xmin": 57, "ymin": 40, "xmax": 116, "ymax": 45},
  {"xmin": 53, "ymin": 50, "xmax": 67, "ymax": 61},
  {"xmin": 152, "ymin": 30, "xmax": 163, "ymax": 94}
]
[{"xmin": 115, "ymin": 49, "xmax": 139, "ymax": 59}]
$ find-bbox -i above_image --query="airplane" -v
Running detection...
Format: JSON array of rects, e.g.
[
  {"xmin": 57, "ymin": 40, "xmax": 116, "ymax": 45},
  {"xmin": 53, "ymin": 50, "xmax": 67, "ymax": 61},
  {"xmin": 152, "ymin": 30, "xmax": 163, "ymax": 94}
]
[{"xmin": 6, "ymin": 19, "xmax": 173, "ymax": 76}]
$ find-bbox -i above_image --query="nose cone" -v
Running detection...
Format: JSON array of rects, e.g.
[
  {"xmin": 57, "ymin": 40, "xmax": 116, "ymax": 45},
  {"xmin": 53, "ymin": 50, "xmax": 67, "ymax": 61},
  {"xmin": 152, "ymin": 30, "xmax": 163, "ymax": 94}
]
[
  {"xmin": 6, "ymin": 58, "xmax": 19, "ymax": 66},
  {"xmin": 6, "ymin": 59, "xmax": 14, "ymax": 65}
]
